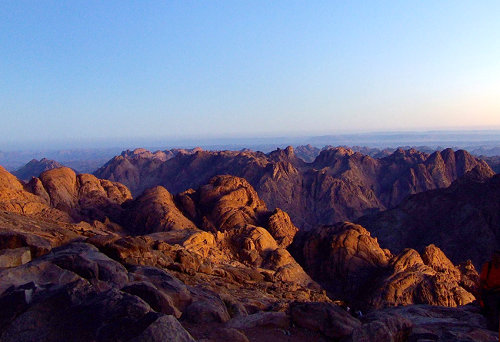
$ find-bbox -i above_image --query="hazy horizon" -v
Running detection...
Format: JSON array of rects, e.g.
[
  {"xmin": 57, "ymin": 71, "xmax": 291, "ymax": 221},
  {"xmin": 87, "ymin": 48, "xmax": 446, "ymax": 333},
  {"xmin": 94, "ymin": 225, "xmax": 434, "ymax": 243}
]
[
  {"xmin": 1, "ymin": 2, "xmax": 500, "ymax": 148},
  {"xmin": 2, "ymin": 128, "xmax": 500, "ymax": 152}
]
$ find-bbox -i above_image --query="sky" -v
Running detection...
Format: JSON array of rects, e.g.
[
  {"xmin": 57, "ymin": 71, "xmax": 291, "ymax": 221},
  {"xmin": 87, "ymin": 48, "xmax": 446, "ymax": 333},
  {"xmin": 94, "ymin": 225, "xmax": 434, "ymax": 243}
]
[{"xmin": 1, "ymin": 1, "xmax": 500, "ymax": 149}]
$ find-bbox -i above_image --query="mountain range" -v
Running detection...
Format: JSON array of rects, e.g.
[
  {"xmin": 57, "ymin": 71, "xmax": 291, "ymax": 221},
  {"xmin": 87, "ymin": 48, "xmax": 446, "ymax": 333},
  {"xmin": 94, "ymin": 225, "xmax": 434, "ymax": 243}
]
[
  {"xmin": 95, "ymin": 146, "xmax": 492, "ymax": 230},
  {"xmin": 0, "ymin": 144, "xmax": 499, "ymax": 341}
]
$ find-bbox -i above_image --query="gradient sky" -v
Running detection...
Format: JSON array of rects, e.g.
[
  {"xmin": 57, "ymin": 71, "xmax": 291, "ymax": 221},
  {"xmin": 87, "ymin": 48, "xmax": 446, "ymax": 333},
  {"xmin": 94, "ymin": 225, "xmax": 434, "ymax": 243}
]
[{"xmin": 1, "ymin": 1, "xmax": 500, "ymax": 149}]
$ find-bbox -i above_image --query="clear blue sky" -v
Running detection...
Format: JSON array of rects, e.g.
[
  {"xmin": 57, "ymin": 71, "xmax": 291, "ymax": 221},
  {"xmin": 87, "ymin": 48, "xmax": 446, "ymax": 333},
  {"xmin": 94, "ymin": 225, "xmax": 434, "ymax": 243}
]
[{"xmin": 1, "ymin": 1, "xmax": 499, "ymax": 149}]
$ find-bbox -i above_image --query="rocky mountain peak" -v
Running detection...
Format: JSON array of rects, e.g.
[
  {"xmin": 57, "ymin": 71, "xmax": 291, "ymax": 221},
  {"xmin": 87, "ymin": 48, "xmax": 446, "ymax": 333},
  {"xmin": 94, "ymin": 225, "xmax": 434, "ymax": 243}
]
[{"xmin": 12, "ymin": 158, "xmax": 64, "ymax": 181}]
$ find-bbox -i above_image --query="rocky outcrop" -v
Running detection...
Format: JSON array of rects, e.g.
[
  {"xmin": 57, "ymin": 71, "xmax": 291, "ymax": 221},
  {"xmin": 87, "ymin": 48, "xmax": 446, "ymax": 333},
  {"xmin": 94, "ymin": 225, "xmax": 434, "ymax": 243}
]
[
  {"xmin": 359, "ymin": 168, "xmax": 500, "ymax": 267},
  {"xmin": 0, "ymin": 165, "xmax": 132, "ymax": 225},
  {"xmin": 33, "ymin": 167, "xmax": 132, "ymax": 222},
  {"xmin": 191, "ymin": 175, "xmax": 268, "ymax": 232},
  {"xmin": 0, "ymin": 166, "xmax": 62, "ymax": 219},
  {"xmin": 292, "ymin": 222, "xmax": 477, "ymax": 309},
  {"xmin": 95, "ymin": 147, "xmax": 491, "ymax": 229},
  {"xmin": 124, "ymin": 186, "xmax": 197, "ymax": 234},
  {"xmin": 0, "ymin": 237, "xmax": 330, "ymax": 342},
  {"xmin": 293, "ymin": 144, "xmax": 321, "ymax": 162},
  {"xmin": 118, "ymin": 175, "xmax": 312, "ymax": 286}
]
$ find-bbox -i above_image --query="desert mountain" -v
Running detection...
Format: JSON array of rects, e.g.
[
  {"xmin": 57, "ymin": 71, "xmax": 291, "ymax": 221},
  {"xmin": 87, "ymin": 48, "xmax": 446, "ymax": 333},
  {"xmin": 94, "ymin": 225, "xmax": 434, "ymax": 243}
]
[
  {"xmin": 358, "ymin": 165, "xmax": 499, "ymax": 268},
  {"xmin": 12, "ymin": 158, "xmax": 64, "ymax": 181},
  {"xmin": 0, "ymin": 164, "xmax": 497, "ymax": 340},
  {"xmin": 95, "ymin": 146, "xmax": 492, "ymax": 230}
]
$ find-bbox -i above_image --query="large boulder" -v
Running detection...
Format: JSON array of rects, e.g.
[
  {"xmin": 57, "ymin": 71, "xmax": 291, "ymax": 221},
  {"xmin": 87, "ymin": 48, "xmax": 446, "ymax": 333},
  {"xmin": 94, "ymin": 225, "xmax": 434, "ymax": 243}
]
[{"xmin": 290, "ymin": 302, "xmax": 361, "ymax": 339}]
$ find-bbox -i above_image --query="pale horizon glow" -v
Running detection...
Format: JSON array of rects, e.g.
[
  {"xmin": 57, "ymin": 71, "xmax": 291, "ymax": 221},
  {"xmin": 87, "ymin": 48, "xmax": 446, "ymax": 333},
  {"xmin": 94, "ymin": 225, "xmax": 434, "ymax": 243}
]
[{"xmin": 1, "ymin": 1, "xmax": 500, "ymax": 149}]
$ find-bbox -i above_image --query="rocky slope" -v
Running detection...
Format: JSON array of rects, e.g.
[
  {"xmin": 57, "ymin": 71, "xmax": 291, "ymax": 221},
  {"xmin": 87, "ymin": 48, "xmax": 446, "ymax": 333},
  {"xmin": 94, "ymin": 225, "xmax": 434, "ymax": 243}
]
[
  {"xmin": 0, "ymin": 164, "xmax": 497, "ymax": 341},
  {"xmin": 12, "ymin": 158, "xmax": 64, "ymax": 181},
  {"xmin": 358, "ymin": 166, "xmax": 499, "ymax": 268},
  {"xmin": 480, "ymin": 155, "xmax": 500, "ymax": 173},
  {"xmin": 95, "ymin": 147, "xmax": 492, "ymax": 229},
  {"xmin": 291, "ymin": 222, "xmax": 478, "ymax": 310}
]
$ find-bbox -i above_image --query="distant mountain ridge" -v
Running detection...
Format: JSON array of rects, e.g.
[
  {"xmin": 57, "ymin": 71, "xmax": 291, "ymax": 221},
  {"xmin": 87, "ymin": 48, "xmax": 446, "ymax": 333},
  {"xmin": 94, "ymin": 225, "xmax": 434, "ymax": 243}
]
[
  {"xmin": 95, "ymin": 146, "xmax": 492, "ymax": 229},
  {"xmin": 12, "ymin": 158, "xmax": 64, "ymax": 181}
]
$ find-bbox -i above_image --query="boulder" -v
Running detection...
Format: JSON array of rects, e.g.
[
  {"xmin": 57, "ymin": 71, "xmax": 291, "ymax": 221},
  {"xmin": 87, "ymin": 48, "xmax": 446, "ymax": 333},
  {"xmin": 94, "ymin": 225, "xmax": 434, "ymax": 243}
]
[
  {"xmin": 124, "ymin": 186, "xmax": 197, "ymax": 234},
  {"xmin": 182, "ymin": 288, "xmax": 230, "ymax": 323},
  {"xmin": 266, "ymin": 208, "xmax": 298, "ymax": 248},
  {"xmin": 0, "ymin": 247, "xmax": 31, "ymax": 268},
  {"xmin": 129, "ymin": 266, "xmax": 192, "ymax": 311},
  {"xmin": 0, "ymin": 230, "xmax": 52, "ymax": 258},
  {"xmin": 226, "ymin": 311, "xmax": 289, "ymax": 330},
  {"xmin": 130, "ymin": 314, "xmax": 196, "ymax": 342},
  {"xmin": 122, "ymin": 281, "xmax": 182, "ymax": 318},
  {"xmin": 290, "ymin": 302, "xmax": 361, "ymax": 339}
]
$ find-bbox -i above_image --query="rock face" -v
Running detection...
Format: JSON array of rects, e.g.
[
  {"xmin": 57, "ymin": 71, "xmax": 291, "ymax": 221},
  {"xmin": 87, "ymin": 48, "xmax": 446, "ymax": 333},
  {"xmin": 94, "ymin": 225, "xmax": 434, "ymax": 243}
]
[
  {"xmin": 359, "ymin": 168, "xmax": 500, "ymax": 268},
  {"xmin": 292, "ymin": 222, "xmax": 477, "ymax": 309},
  {"xmin": 12, "ymin": 158, "xmax": 64, "ymax": 181},
  {"xmin": 95, "ymin": 146, "xmax": 491, "ymax": 229},
  {"xmin": 290, "ymin": 301, "xmax": 361, "ymax": 339}
]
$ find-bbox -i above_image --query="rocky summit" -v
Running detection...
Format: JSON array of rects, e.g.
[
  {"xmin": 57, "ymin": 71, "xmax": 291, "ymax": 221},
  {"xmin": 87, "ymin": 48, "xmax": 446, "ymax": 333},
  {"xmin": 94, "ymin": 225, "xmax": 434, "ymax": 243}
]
[
  {"xmin": 12, "ymin": 158, "xmax": 64, "ymax": 181},
  {"xmin": 0, "ymin": 162, "xmax": 498, "ymax": 341}
]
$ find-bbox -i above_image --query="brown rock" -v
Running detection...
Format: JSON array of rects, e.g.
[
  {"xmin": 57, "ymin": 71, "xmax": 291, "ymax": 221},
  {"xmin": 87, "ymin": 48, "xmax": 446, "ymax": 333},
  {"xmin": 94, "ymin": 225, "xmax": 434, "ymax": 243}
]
[
  {"xmin": 266, "ymin": 208, "xmax": 298, "ymax": 248},
  {"xmin": 12, "ymin": 158, "xmax": 63, "ymax": 181},
  {"xmin": 0, "ymin": 247, "xmax": 31, "ymax": 268},
  {"xmin": 129, "ymin": 265, "xmax": 192, "ymax": 311},
  {"xmin": 95, "ymin": 147, "xmax": 491, "ymax": 230},
  {"xmin": 196, "ymin": 175, "xmax": 268, "ymax": 232},
  {"xmin": 293, "ymin": 222, "xmax": 477, "ymax": 309},
  {"xmin": 226, "ymin": 311, "xmax": 289, "ymax": 330},
  {"xmin": 124, "ymin": 186, "xmax": 197, "ymax": 234},
  {"xmin": 182, "ymin": 288, "xmax": 230, "ymax": 324},
  {"xmin": 122, "ymin": 281, "xmax": 182, "ymax": 318},
  {"xmin": 290, "ymin": 302, "xmax": 361, "ymax": 339},
  {"xmin": 130, "ymin": 315, "xmax": 196, "ymax": 342},
  {"xmin": 37, "ymin": 167, "xmax": 132, "ymax": 222}
]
